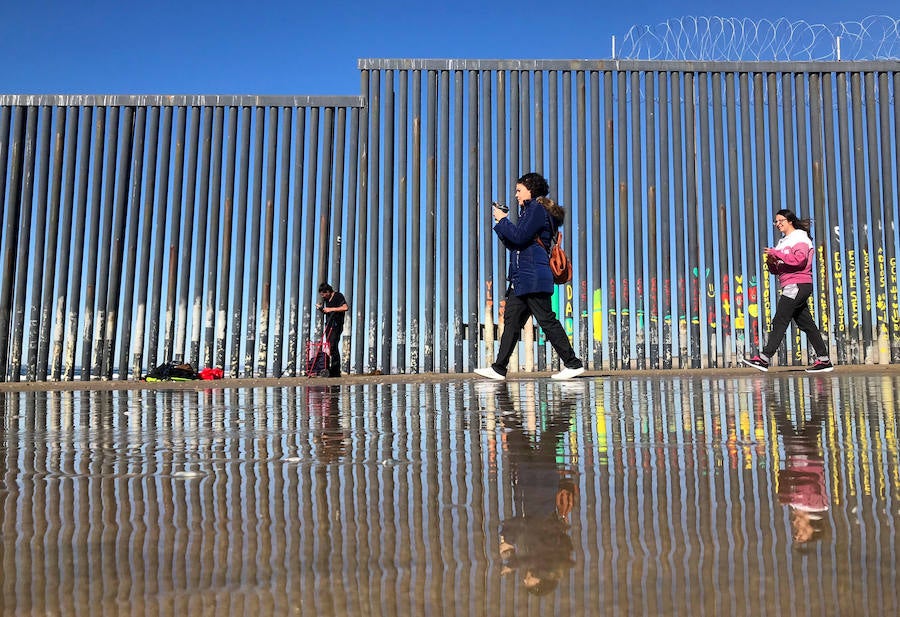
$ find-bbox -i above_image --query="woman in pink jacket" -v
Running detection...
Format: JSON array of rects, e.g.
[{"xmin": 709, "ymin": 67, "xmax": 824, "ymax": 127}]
[{"xmin": 743, "ymin": 209, "xmax": 834, "ymax": 373}]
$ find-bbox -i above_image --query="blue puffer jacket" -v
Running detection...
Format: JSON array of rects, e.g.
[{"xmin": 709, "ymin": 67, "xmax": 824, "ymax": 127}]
[{"xmin": 494, "ymin": 199, "xmax": 559, "ymax": 296}]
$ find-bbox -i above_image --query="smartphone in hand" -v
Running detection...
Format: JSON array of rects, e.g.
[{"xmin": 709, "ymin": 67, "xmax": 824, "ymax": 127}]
[{"xmin": 492, "ymin": 201, "xmax": 509, "ymax": 213}]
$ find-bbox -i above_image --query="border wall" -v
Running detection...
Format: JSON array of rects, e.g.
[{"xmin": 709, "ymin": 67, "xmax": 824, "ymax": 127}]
[{"xmin": 1, "ymin": 60, "xmax": 898, "ymax": 380}]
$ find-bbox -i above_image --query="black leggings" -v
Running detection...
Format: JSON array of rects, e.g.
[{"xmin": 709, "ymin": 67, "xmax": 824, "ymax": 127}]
[
  {"xmin": 491, "ymin": 292, "xmax": 582, "ymax": 375},
  {"xmin": 762, "ymin": 283, "xmax": 829, "ymax": 359}
]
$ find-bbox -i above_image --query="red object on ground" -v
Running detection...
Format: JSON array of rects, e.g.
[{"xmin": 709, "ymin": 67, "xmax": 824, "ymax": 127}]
[{"xmin": 198, "ymin": 367, "xmax": 224, "ymax": 380}]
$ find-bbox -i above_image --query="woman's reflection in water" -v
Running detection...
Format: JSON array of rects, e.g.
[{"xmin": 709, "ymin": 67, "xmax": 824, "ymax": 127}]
[
  {"xmin": 490, "ymin": 384, "xmax": 578, "ymax": 595},
  {"xmin": 773, "ymin": 381, "xmax": 831, "ymax": 548}
]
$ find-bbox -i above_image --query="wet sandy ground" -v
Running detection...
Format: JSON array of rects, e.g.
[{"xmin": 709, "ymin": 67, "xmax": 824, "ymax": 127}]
[
  {"xmin": 1, "ymin": 362, "xmax": 897, "ymax": 392},
  {"xmin": 2, "ymin": 368, "xmax": 899, "ymax": 615}
]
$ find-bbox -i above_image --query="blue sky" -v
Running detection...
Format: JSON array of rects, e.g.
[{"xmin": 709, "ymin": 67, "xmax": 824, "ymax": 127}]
[{"xmin": 2, "ymin": 1, "xmax": 895, "ymax": 96}]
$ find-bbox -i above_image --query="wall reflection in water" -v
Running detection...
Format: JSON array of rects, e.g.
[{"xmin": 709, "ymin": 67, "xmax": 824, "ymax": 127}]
[{"xmin": 1, "ymin": 376, "xmax": 899, "ymax": 616}]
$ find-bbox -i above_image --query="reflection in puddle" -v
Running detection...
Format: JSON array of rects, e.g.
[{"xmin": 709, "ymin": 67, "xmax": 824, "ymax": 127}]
[{"xmin": 1, "ymin": 375, "xmax": 898, "ymax": 615}]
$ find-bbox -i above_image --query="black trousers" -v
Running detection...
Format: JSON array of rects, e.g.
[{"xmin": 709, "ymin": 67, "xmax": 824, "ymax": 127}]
[
  {"xmin": 762, "ymin": 283, "xmax": 829, "ymax": 359},
  {"xmin": 491, "ymin": 291, "xmax": 582, "ymax": 375},
  {"xmin": 326, "ymin": 327, "xmax": 342, "ymax": 377}
]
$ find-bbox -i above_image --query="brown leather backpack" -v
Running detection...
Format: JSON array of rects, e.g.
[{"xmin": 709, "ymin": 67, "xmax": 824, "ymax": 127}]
[{"xmin": 536, "ymin": 232, "xmax": 572, "ymax": 284}]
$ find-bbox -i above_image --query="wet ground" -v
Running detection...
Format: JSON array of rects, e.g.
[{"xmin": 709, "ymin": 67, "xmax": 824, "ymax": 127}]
[{"xmin": 1, "ymin": 369, "xmax": 898, "ymax": 616}]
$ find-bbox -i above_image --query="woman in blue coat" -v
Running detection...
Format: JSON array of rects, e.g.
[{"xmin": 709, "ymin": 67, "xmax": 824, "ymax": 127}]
[{"xmin": 475, "ymin": 172, "xmax": 585, "ymax": 380}]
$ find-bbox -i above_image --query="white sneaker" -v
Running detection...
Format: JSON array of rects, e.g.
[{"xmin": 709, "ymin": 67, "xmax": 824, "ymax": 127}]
[
  {"xmin": 474, "ymin": 367, "xmax": 505, "ymax": 380},
  {"xmin": 551, "ymin": 366, "xmax": 585, "ymax": 380}
]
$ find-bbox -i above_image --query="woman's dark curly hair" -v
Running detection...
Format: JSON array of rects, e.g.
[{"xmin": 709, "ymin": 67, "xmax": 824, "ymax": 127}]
[
  {"xmin": 517, "ymin": 172, "xmax": 550, "ymax": 198},
  {"xmin": 517, "ymin": 172, "xmax": 565, "ymax": 223}
]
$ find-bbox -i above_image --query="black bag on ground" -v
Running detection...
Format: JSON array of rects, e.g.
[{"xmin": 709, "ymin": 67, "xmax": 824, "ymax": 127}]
[{"xmin": 144, "ymin": 362, "xmax": 198, "ymax": 381}]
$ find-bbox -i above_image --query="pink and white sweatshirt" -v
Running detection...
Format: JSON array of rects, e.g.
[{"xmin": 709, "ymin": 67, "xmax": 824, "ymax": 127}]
[{"xmin": 768, "ymin": 229, "xmax": 814, "ymax": 286}]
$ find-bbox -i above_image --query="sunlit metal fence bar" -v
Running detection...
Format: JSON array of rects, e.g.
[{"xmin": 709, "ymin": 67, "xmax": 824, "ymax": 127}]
[{"xmin": 1, "ymin": 59, "xmax": 900, "ymax": 381}]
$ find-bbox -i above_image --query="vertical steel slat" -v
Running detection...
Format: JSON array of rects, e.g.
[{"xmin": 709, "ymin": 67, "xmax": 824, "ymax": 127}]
[
  {"xmin": 80, "ymin": 106, "xmax": 108, "ymax": 379},
  {"xmin": 316, "ymin": 108, "xmax": 334, "ymax": 320},
  {"xmin": 520, "ymin": 71, "xmax": 530, "ymax": 170},
  {"xmin": 821, "ymin": 73, "xmax": 846, "ymax": 363},
  {"xmin": 202, "ymin": 107, "xmax": 223, "ymax": 368},
  {"xmin": 561, "ymin": 71, "xmax": 574, "ymax": 370},
  {"xmin": 406, "ymin": 73, "xmax": 419, "ymax": 373},
  {"xmin": 28, "ymin": 107, "xmax": 60, "ymax": 381},
  {"xmin": 496, "ymin": 70, "xmax": 508, "ymax": 297},
  {"xmin": 244, "ymin": 106, "xmax": 266, "ymax": 375},
  {"xmin": 452, "ymin": 70, "xmax": 464, "ymax": 372},
  {"xmin": 115, "ymin": 106, "xmax": 147, "ymax": 379},
  {"xmin": 850, "ymin": 73, "xmax": 874, "ymax": 358},
  {"xmin": 534, "ymin": 71, "xmax": 544, "ymax": 173},
  {"xmin": 216, "ymin": 109, "xmax": 238, "ymax": 370},
  {"xmin": 397, "ymin": 72, "xmax": 409, "ymax": 373},
  {"xmin": 479, "ymin": 70, "xmax": 493, "ymax": 368},
  {"xmin": 10, "ymin": 106, "xmax": 40, "ymax": 381},
  {"xmin": 424, "ymin": 70, "xmax": 437, "ymax": 372},
  {"xmin": 752, "ymin": 74, "xmax": 768, "ymax": 357},
  {"xmin": 331, "ymin": 108, "xmax": 347, "ymax": 283},
  {"xmin": 438, "ymin": 70, "xmax": 450, "ymax": 373},
  {"xmin": 258, "ymin": 106, "xmax": 279, "ymax": 376},
  {"xmin": 645, "ymin": 72, "xmax": 659, "ymax": 369},
  {"xmin": 146, "ymin": 107, "xmax": 172, "ymax": 371},
  {"xmin": 466, "ymin": 70, "xmax": 479, "ymax": 371},
  {"xmin": 795, "ymin": 73, "xmax": 811, "ymax": 215},
  {"xmin": 271, "ymin": 106, "xmax": 291, "ymax": 377},
  {"xmin": 91, "ymin": 105, "xmax": 122, "ymax": 376},
  {"xmin": 836, "ymin": 72, "xmax": 861, "ymax": 363},
  {"xmin": 738, "ymin": 74, "xmax": 758, "ymax": 356},
  {"xmin": 173, "ymin": 107, "xmax": 201, "ymax": 364},
  {"xmin": 698, "ymin": 72, "xmax": 715, "ymax": 367},
  {"xmin": 889, "ymin": 73, "xmax": 900, "ymax": 361},
  {"xmin": 229, "ymin": 106, "xmax": 252, "ymax": 376},
  {"xmin": 782, "ymin": 74, "xmax": 804, "ymax": 364},
  {"xmin": 590, "ymin": 71, "xmax": 603, "ymax": 369},
  {"xmin": 604, "ymin": 71, "xmax": 617, "ymax": 369},
  {"xmin": 367, "ymin": 71, "xmax": 381, "ymax": 371},
  {"xmin": 0, "ymin": 106, "xmax": 10, "ymax": 264},
  {"xmin": 0, "ymin": 107, "xmax": 26, "ymax": 379},
  {"xmin": 874, "ymin": 72, "xmax": 897, "ymax": 361},
  {"xmin": 190, "ymin": 107, "xmax": 214, "ymax": 368},
  {"xmin": 808, "ymin": 73, "xmax": 832, "ymax": 362},
  {"xmin": 865, "ymin": 71, "xmax": 890, "ymax": 363},
  {"xmin": 329, "ymin": 107, "xmax": 351, "ymax": 342},
  {"xmin": 576, "ymin": 71, "xmax": 589, "ymax": 366},
  {"xmin": 382, "ymin": 71, "xmax": 395, "ymax": 374},
  {"xmin": 630, "ymin": 70, "xmax": 644, "ymax": 369},
  {"xmin": 510, "ymin": 67, "xmax": 522, "ymax": 348},
  {"xmin": 534, "ymin": 71, "xmax": 548, "ymax": 371},
  {"xmin": 342, "ymin": 107, "xmax": 360, "ymax": 374},
  {"xmin": 658, "ymin": 72, "xmax": 673, "ymax": 369},
  {"xmin": 285, "ymin": 107, "xmax": 306, "ymax": 375},
  {"xmin": 765, "ymin": 74, "xmax": 789, "ymax": 366},
  {"xmin": 712, "ymin": 73, "xmax": 732, "ymax": 366},
  {"xmin": 300, "ymin": 108, "xmax": 320, "ymax": 370},
  {"xmin": 617, "ymin": 70, "xmax": 630, "ymax": 369},
  {"xmin": 683, "ymin": 72, "xmax": 701, "ymax": 368},
  {"xmin": 782, "ymin": 74, "xmax": 798, "ymax": 212},
  {"xmin": 536, "ymin": 71, "xmax": 552, "ymax": 370},
  {"xmin": 724, "ymin": 74, "xmax": 743, "ymax": 362},
  {"xmin": 50, "ymin": 106, "xmax": 81, "ymax": 379},
  {"xmin": 101, "ymin": 106, "xmax": 134, "ymax": 378},
  {"xmin": 352, "ymin": 71, "xmax": 366, "ymax": 371},
  {"xmin": 160, "ymin": 106, "xmax": 185, "ymax": 366},
  {"xmin": 510, "ymin": 69, "xmax": 520, "ymax": 186},
  {"xmin": 670, "ymin": 72, "xmax": 688, "ymax": 367}
]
